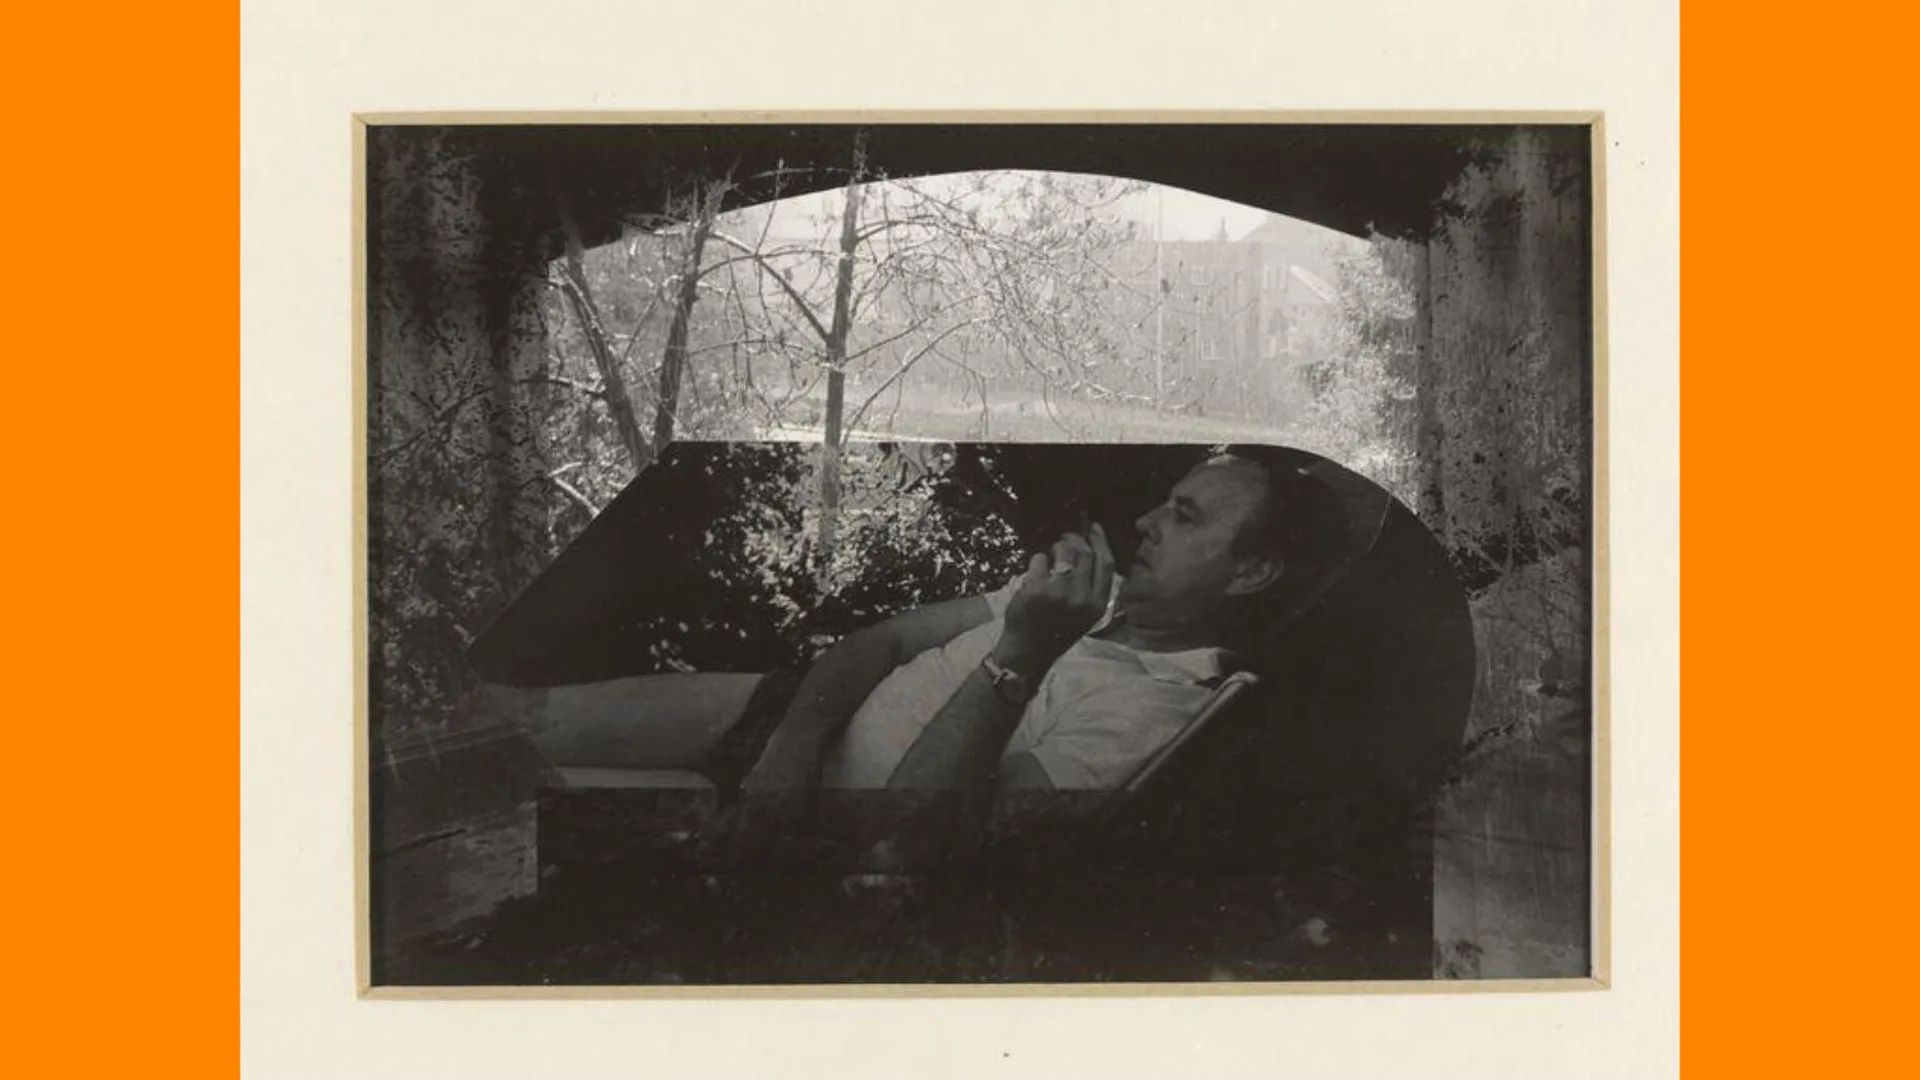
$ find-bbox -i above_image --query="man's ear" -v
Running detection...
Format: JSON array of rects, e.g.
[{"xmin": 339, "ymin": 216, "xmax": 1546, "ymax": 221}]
[{"xmin": 1225, "ymin": 554, "xmax": 1283, "ymax": 597}]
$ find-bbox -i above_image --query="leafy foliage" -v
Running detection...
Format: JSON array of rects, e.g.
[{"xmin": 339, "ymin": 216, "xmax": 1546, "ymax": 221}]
[
  {"xmin": 630, "ymin": 443, "xmax": 1027, "ymax": 675},
  {"xmin": 1296, "ymin": 243, "xmax": 1421, "ymax": 497},
  {"xmin": 1304, "ymin": 136, "xmax": 1591, "ymax": 772}
]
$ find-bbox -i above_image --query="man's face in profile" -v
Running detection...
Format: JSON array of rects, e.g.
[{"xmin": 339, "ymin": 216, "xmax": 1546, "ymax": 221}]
[{"xmin": 1116, "ymin": 458, "xmax": 1271, "ymax": 632}]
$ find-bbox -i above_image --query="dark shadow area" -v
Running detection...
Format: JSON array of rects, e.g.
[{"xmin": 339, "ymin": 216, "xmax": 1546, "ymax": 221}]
[
  {"xmin": 370, "ymin": 122, "xmax": 1576, "ymax": 253},
  {"xmin": 374, "ymin": 441, "xmax": 1479, "ymax": 985}
]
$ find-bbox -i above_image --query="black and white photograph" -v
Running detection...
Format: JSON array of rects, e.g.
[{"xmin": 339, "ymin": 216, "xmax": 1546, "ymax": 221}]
[{"xmin": 361, "ymin": 121, "xmax": 1596, "ymax": 987}]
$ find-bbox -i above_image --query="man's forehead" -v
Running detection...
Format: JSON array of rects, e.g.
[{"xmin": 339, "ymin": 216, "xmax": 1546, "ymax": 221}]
[{"xmin": 1173, "ymin": 458, "xmax": 1267, "ymax": 511}]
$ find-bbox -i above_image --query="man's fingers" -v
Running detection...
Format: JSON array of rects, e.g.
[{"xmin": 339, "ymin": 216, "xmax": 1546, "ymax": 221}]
[
  {"xmin": 1068, "ymin": 534, "xmax": 1098, "ymax": 597},
  {"xmin": 1087, "ymin": 523, "xmax": 1115, "ymax": 604},
  {"xmin": 1087, "ymin": 521, "xmax": 1114, "ymax": 567},
  {"xmin": 1046, "ymin": 534, "xmax": 1090, "ymax": 582},
  {"xmin": 1048, "ymin": 538, "xmax": 1074, "ymax": 570},
  {"xmin": 1024, "ymin": 550, "xmax": 1052, "ymax": 588}
]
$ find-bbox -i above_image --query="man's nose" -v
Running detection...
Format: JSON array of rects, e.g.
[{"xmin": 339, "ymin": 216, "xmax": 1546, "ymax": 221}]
[{"xmin": 1134, "ymin": 506, "xmax": 1160, "ymax": 537}]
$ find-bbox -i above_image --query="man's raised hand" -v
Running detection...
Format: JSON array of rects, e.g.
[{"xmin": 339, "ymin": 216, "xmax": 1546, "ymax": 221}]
[{"xmin": 999, "ymin": 523, "xmax": 1114, "ymax": 669}]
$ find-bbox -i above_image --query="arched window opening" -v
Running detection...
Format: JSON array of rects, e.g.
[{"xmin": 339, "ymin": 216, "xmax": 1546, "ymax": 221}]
[{"xmin": 540, "ymin": 171, "xmax": 1423, "ymax": 500}]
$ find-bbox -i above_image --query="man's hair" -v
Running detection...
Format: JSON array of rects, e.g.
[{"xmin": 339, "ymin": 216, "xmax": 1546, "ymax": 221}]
[{"xmin": 1214, "ymin": 447, "xmax": 1353, "ymax": 592}]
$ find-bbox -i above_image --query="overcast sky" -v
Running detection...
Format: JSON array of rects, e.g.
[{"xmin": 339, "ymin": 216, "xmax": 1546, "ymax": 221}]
[{"xmin": 1107, "ymin": 184, "xmax": 1271, "ymax": 241}]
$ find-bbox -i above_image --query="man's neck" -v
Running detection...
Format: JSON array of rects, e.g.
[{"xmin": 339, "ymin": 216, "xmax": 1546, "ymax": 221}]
[{"xmin": 1097, "ymin": 615, "xmax": 1225, "ymax": 654}]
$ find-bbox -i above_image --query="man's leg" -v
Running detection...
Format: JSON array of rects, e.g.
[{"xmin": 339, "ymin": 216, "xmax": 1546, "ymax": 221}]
[
  {"xmin": 701, "ymin": 668, "xmax": 807, "ymax": 795},
  {"xmin": 513, "ymin": 672, "xmax": 772, "ymax": 770}
]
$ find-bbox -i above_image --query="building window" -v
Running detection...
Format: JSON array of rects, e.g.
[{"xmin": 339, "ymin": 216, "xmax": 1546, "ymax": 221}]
[
  {"xmin": 1200, "ymin": 336, "xmax": 1221, "ymax": 361},
  {"xmin": 1262, "ymin": 264, "xmax": 1280, "ymax": 291},
  {"xmin": 1189, "ymin": 265, "xmax": 1209, "ymax": 286}
]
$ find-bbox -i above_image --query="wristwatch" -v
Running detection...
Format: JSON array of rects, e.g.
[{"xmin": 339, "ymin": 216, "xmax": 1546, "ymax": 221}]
[{"xmin": 981, "ymin": 653, "xmax": 1036, "ymax": 706}]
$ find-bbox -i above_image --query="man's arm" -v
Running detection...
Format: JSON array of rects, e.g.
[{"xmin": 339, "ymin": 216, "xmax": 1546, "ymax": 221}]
[
  {"xmin": 737, "ymin": 593, "xmax": 993, "ymax": 792},
  {"xmin": 879, "ymin": 526, "xmax": 1113, "ymax": 868},
  {"xmin": 882, "ymin": 654, "xmax": 1036, "ymax": 797}
]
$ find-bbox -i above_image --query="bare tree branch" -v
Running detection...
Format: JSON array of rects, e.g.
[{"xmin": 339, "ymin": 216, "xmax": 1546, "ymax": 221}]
[
  {"xmin": 370, "ymin": 386, "xmax": 490, "ymax": 466},
  {"xmin": 842, "ymin": 316, "xmax": 990, "ymax": 436},
  {"xmin": 545, "ymin": 472, "xmax": 600, "ymax": 516},
  {"xmin": 840, "ymin": 311, "xmax": 952, "ymax": 366},
  {"xmin": 652, "ymin": 178, "xmax": 729, "ymax": 452},
  {"xmin": 517, "ymin": 374, "xmax": 605, "ymax": 398},
  {"xmin": 711, "ymin": 230, "xmax": 835, "ymax": 344},
  {"xmin": 556, "ymin": 196, "xmax": 652, "ymax": 472},
  {"xmin": 614, "ymin": 294, "xmax": 662, "ymax": 371}
]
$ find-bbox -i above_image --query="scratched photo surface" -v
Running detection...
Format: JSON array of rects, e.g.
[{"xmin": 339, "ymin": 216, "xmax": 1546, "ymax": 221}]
[{"xmin": 364, "ymin": 123, "xmax": 1593, "ymax": 986}]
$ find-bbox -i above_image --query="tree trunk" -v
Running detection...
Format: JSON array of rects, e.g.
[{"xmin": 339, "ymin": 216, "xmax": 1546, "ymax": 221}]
[
  {"xmin": 653, "ymin": 196, "xmax": 718, "ymax": 454},
  {"xmin": 817, "ymin": 132, "xmax": 868, "ymax": 564},
  {"xmin": 558, "ymin": 221, "xmax": 651, "ymax": 474}
]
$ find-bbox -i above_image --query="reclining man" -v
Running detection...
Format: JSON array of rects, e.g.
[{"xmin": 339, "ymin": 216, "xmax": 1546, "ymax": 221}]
[{"xmin": 719, "ymin": 449, "xmax": 1350, "ymax": 867}]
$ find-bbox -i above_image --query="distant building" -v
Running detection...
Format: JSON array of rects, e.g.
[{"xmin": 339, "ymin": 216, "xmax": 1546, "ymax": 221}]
[{"xmin": 1104, "ymin": 213, "xmax": 1355, "ymax": 421}]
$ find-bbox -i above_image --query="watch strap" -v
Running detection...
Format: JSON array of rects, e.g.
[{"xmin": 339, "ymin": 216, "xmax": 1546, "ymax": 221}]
[{"xmin": 981, "ymin": 653, "xmax": 1035, "ymax": 705}]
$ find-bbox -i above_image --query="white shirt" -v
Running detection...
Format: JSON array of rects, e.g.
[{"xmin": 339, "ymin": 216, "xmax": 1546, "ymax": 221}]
[{"xmin": 820, "ymin": 578, "xmax": 1232, "ymax": 790}]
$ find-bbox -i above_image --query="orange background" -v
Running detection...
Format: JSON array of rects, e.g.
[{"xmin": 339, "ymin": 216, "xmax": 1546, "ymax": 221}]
[
  {"xmin": 3, "ymin": 1, "xmax": 1901, "ymax": 1075},
  {"xmin": 1682, "ymin": 1, "xmax": 1917, "ymax": 1076},
  {"xmin": 0, "ymin": 2, "xmax": 234, "ymax": 1076}
]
